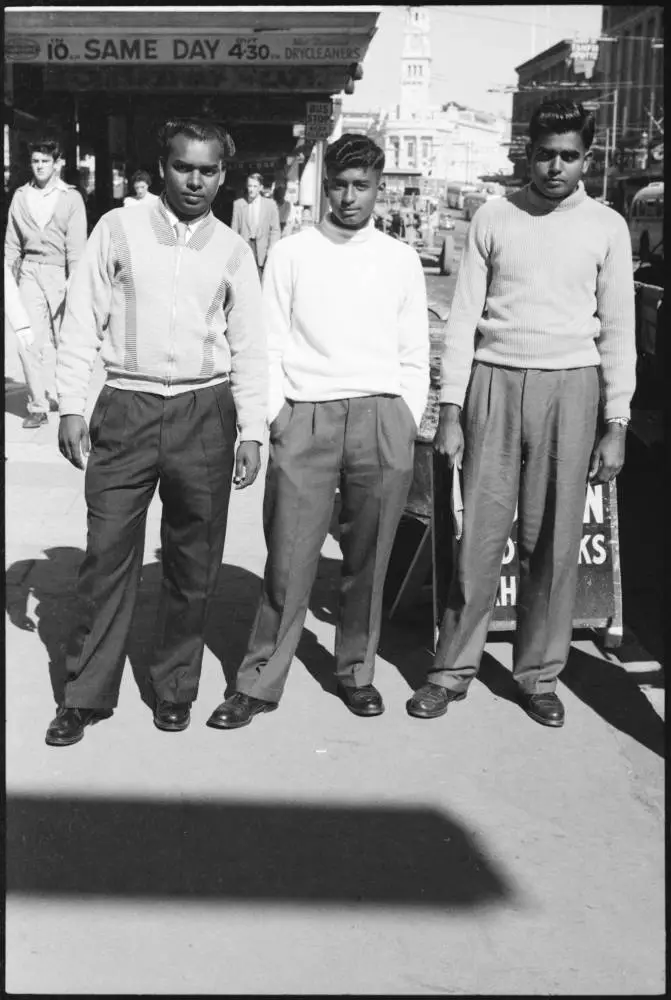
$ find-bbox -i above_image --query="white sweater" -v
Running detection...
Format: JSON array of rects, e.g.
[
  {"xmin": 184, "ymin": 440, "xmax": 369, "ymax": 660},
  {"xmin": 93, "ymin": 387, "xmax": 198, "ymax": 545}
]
[{"xmin": 263, "ymin": 214, "xmax": 430, "ymax": 427}]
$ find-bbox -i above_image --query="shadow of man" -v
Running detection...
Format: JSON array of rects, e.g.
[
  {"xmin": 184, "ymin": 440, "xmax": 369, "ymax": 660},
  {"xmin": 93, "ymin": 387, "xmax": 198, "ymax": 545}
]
[
  {"xmin": 125, "ymin": 549, "xmax": 263, "ymax": 707},
  {"xmin": 6, "ymin": 545, "xmax": 263, "ymax": 711},
  {"xmin": 6, "ymin": 546, "xmax": 85, "ymax": 705},
  {"xmin": 5, "ymin": 377, "xmax": 30, "ymax": 419}
]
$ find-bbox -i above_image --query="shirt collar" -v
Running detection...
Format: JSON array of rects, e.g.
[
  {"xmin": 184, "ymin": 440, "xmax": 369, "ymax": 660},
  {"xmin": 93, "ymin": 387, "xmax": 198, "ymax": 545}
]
[
  {"xmin": 29, "ymin": 177, "xmax": 69, "ymax": 197},
  {"xmin": 161, "ymin": 195, "xmax": 210, "ymax": 232}
]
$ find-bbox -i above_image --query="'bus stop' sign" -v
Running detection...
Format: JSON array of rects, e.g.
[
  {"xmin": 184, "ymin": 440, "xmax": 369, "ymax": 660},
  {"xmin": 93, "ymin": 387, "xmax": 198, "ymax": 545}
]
[{"xmin": 305, "ymin": 100, "xmax": 332, "ymax": 140}]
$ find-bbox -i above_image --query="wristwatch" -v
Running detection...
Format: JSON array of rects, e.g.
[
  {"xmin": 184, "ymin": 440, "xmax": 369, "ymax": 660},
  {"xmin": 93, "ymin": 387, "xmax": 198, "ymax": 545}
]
[{"xmin": 606, "ymin": 417, "xmax": 629, "ymax": 428}]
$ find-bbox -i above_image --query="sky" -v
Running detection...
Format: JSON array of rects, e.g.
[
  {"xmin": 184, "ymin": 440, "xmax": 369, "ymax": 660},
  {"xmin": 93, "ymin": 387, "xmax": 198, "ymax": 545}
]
[{"xmin": 343, "ymin": 5, "xmax": 604, "ymax": 121}]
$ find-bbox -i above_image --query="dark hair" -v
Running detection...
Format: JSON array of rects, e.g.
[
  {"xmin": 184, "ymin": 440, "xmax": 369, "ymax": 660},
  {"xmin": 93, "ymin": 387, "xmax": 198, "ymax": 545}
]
[
  {"xmin": 157, "ymin": 118, "xmax": 236, "ymax": 162},
  {"xmin": 28, "ymin": 137, "xmax": 61, "ymax": 160},
  {"xmin": 528, "ymin": 99, "xmax": 595, "ymax": 151},
  {"xmin": 131, "ymin": 169, "xmax": 152, "ymax": 187},
  {"xmin": 325, "ymin": 133, "xmax": 385, "ymax": 175}
]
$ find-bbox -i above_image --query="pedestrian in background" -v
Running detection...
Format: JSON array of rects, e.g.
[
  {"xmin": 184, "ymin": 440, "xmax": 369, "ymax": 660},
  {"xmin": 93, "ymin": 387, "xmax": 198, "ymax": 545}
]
[
  {"xmin": 231, "ymin": 171, "xmax": 281, "ymax": 276},
  {"xmin": 4, "ymin": 137, "xmax": 87, "ymax": 428},
  {"xmin": 408, "ymin": 99, "xmax": 636, "ymax": 728},
  {"xmin": 123, "ymin": 169, "xmax": 160, "ymax": 209},
  {"xmin": 45, "ymin": 117, "xmax": 268, "ymax": 747},
  {"xmin": 207, "ymin": 133, "xmax": 429, "ymax": 730}
]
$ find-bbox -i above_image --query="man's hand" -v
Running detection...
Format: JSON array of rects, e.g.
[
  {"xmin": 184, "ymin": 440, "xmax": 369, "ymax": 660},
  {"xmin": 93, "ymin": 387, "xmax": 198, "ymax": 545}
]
[
  {"xmin": 589, "ymin": 424, "xmax": 626, "ymax": 483},
  {"xmin": 58, "ymin": 415, "xmax": 90, "ymax": 470},
  {"xmin": 433, "ymin": 403, "xmax": 464, "ymax": 469},
  {"xmin": 233, "ymin": 441, "xmax": 261, "ymax": 490}
]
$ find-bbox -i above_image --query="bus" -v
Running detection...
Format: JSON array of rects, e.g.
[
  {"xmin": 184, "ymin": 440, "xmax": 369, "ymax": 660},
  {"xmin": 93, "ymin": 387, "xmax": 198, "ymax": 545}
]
[
  {"xmin": 445, "ymin": 181, "xmax": 477, "ymax": 210},
  {"xmin": 628, "ymin": 181, "xmax": 663, "ymax": 263}
]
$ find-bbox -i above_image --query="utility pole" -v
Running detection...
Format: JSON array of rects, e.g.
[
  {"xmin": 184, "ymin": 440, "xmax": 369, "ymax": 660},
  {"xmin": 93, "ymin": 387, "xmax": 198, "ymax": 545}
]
[{"xmin": 602, "ymin": 126, "xmax": 610, "ymax": 201}]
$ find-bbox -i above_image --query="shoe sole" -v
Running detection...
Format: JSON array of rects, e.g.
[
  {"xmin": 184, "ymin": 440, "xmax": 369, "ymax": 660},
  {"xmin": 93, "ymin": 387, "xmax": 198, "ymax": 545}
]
[
  {"xmin": 45, "ymin": 730, "xmax": 86, "ymax": 747},
  {"xmin": 206, "ymin": 704, "xmax": 278, "ymax": 730},
  {"xmin": 523, "ymin": 708, "xmax": 565, "ymax": 728},
  {"xmin": 406, "ymin": 691, "xmax": 467, "ymax": 719},
  {"xmin": 153, "ymin": 717, "xmax": 191, "ymax": 732}
]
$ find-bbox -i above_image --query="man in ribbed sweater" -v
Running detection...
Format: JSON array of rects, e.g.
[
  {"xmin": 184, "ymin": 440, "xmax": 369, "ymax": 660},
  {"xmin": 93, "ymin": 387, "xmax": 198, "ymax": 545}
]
[
  {"xmin": 407, "ymin": 100, "xmax": 636, "ymax": 728},
  {"xmin": 45, "ymin": 118, "xmax": 268, "ymax": 746},
  {"xmin": 4, "ymin": 137, "xmax": 88, "ymax": 428},
  {"xmin": 207, "ymin": 134, "xmax": 430, "ymax": 729}
]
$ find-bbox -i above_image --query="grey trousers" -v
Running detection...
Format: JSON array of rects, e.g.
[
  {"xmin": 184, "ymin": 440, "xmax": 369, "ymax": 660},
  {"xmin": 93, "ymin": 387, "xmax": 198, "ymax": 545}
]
[
  {"xmin": 236, "ymin": 396, "xmax": 417, "ymax": 702},
  {"xmin": 63, "ymin": 383, "xmax": 236, "ymax": 711},
  {"xmin": 430, "ymin": 363, "xmax": 600, "ymax": 695},
  {"xmin": 17, "ymin": 260, "xmax": 65, "ymax": 412}
]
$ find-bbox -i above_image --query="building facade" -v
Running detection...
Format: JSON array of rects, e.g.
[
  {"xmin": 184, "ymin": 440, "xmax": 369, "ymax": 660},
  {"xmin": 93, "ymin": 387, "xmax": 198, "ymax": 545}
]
[
  {"xmin": 366, "ymin": 7, "xmax": 509, "ymax": 196},
  {"xmin": 508, "ymin": 8, "xmax": 663, "ymax": 209}
]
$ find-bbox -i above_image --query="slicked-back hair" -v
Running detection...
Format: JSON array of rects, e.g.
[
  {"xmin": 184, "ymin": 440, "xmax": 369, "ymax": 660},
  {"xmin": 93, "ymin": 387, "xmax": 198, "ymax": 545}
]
[
  {"xmin": 325, "ymin": 133, "xmax": 385, "ymax": 175},
  {"xmin": 247, "ymin": 172, "xmax": 264, "ymax": 185},
  {"xmin": 28, "ymin": 137, "xmax": 61, "ymax": 161},
  {"xmin": 528, "ymin": 99, "xmax": 595, "ymax": 151},
  {"xmin": 131, "ymin": 169, "xmax": 152, "ymax": 187},
  {"xmin": 157, "ymin": 118, "xmax": 236, "ymax": 164}
]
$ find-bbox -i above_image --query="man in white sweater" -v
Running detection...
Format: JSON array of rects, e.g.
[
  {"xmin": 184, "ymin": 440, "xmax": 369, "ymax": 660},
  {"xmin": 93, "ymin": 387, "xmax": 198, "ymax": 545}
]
[
  {"xmin": 207, "ymin": 134, "xmax": 430, "ymax": 729},
  {"xmin": 407, "ymin": 100, "xmax": 636, "ymax": 728}
]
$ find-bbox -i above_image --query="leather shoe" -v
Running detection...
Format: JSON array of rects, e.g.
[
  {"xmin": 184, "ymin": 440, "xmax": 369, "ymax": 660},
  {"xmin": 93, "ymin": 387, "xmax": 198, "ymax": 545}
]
[
  {"xmin": 206, "ymin": 692, "xmax": 278, "ymax": 730},
  {"xmin": 518, "ymin": 691, "xmax": 565, "ymax": 727},
  {"xmin": 153, "ymin": 700, "xmax": 191, "ymax": 732},
  {"xmin": 336, "ymin": 682, "xmax": 384, "ymax": 717},
  {"xmin": 22, "ymin": 412, "xmax": 48, "ymax": 429},
  {"xmin": 45, "ymin": 706, "xmax": 110, "ymax": 746},
  {"xmin": 406, "ymin": 682, "xmax": 467, "ymax": 719}
]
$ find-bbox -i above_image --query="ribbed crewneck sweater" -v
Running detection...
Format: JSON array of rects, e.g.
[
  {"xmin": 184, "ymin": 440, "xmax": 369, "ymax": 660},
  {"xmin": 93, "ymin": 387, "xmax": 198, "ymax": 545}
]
[
  {"xmin": 263, "ymin": 213, "xmax": 430, "ymax": 427},
  {"xmin": 440, "ymin": 182, "xmax": 636, "ymax": 419}
]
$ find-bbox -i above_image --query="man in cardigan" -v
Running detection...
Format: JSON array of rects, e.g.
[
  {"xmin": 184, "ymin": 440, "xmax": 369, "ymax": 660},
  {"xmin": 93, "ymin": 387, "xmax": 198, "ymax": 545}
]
[
  {"xmin": 231, "ymin": 172, "xmax": 281, "ymax": 276},
  {"xmin": 207, "ymin": 134, "xmax": 429, "ymax": 730},
  {"xmin": 45, "ymin": 118, "xmax": 268, "ymax": 746},
  {"xmin": 407, "ymin": 100, "xmax": 636, "ymax": 728},
  {"xmin": 4, "ymin": 138, "xmax": 88, "ymax": 428}
]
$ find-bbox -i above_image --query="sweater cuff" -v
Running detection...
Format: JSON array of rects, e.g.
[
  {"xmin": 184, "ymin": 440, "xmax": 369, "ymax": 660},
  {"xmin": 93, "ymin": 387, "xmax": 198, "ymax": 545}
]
[
  {"xmin": 439, "ymin": 384, "xmax": 467, "ymax": 408},
  {"xmin": 238, "ymin": 421, "xmax": 267, "ymax": 444},
  {"xmin": 58, "ymin": 396, "xmax": 87, "ymax": 417},
  {"xmin": 603, "ymin": 401, "xmax": 631, "ymax": 422}
]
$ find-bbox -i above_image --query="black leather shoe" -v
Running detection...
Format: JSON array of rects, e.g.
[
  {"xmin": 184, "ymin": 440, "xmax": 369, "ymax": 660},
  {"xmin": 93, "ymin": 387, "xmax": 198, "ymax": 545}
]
[
  {"xmin": 206, "ymin": 692, "xmax": 278, "ymax": 730},
  {"xmin": 45, "ymin": 706, "xmax": 109, "ymax": 746},
  {"xmin": 518, "ymin": 691, "xmax": 565, "ymax": 727},
  {"xmin": 22, "ymin": 412, "xmax": 48, "ymax": 429},
  {"xmin": 406, "ymin": 682, "xmax": 467, "ymax": 719},
  {"xmin": 336, "ymin": 682, "xmax": 384, "ymax": 717},
  {"xmin": 153, "ymin": 701, "xmax": 191, "ymax": 732}
]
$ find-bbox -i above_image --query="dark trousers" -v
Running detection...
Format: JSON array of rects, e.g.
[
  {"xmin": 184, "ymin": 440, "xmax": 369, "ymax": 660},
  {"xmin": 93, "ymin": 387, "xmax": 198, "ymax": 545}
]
[
  {"xmin": 63, "ymin": 382, "xmax": 237, "ymax": 710},
  {"xmin": 235, "ymin": 396, "xmax": 416, "ymax": 703},
  {"xmin": 430, "ymin": 363, "xmax": 600, "ymax": 695}
]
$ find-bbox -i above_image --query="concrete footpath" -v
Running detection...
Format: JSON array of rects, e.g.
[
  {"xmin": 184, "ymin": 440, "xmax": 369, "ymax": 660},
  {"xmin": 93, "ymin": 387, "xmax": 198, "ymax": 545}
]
[{"xmin": 4, "ymin": 340, "xmax": 665, "ymax": 995}]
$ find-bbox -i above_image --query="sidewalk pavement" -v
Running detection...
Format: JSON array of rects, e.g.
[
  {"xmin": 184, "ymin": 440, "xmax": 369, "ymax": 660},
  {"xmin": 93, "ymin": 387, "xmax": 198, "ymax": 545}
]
[{"xmin": 4, "ymin": 331, "xmax": 665, "ymax": 996}]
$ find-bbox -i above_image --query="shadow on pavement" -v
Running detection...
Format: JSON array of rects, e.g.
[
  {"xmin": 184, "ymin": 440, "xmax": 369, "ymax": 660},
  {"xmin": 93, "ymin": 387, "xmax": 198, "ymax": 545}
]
[
  {"xmin": 303, "ymin": 555, "xmax": 666, "ymax": 760},
  {"xmin": 5, "ymin": 377, "xmax": 29, "ymax": 418},
  {"xmin": 5, "ymin": 546, "xmax": 262, "ymax": 709},
  {"xmin": 7, "ymin": 793, "xmax": 515, "ymax": 909}
]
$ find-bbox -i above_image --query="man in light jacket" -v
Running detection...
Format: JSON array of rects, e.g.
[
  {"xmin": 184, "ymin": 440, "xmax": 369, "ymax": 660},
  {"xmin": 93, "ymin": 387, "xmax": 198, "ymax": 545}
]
[
  {"xmin": 4, "ymin": 137, "xmax": 87, "ymax": 428},
  {"xmin": 231, "ymin": 172, "xmax": 281, "ymax": 276}
]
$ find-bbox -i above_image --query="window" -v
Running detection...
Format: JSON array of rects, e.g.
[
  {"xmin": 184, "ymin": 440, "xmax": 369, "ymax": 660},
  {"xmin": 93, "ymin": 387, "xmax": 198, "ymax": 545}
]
[
  {"xmin": 421, "ymin": 139, "xmax": 431, "ymax": 161},
  {"xmin": 406, "ymin": 139, "xmax": 416, "ymax": 166}
]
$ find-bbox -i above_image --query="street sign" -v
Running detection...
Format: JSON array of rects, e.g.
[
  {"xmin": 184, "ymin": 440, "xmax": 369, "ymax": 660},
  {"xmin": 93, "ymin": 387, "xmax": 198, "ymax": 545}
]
[{"xmin": 305, "ymin": 100, "xmax": 332, "ymax": 141}]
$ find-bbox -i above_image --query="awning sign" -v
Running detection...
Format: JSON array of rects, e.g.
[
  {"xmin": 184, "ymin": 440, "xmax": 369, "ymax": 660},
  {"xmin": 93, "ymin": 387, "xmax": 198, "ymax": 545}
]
[
  {"xmin": 305, "ymin": 101, "xmax": 333, "ymax": 141},
  {"xmin": 4, "ymin": 33, "xmax": 365, "ymax": 65}
]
